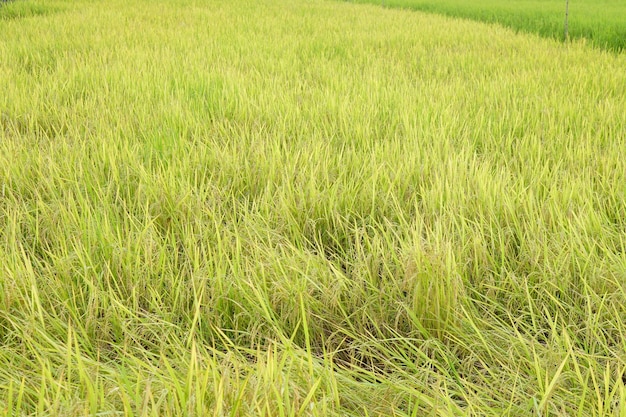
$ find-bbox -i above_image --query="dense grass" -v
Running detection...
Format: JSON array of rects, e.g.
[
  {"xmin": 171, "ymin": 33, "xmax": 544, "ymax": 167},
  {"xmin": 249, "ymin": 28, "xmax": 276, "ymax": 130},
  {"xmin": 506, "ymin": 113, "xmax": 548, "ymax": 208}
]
[
  {"xmin": 0, "ymin": 0, "xmax": 59, "ymax": 20},
  {"xmin": 350, "ymin": 0, "xmax": 626, "ymax": 52},
  {"xmin": 2, "ymin": 0, "xmax": 626, "ymax": 415}
]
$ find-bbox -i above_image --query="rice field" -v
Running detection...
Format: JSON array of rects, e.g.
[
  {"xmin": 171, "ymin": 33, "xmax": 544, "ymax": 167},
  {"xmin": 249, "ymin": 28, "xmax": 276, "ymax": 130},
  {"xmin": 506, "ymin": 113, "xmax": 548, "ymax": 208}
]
[
  {"xmin": 1, "ymin": 0, "xmax": 626, "ymax": 415},
  {"xmin": 351, "ymin": 0, "xmax": 626, "ymax": 52}
]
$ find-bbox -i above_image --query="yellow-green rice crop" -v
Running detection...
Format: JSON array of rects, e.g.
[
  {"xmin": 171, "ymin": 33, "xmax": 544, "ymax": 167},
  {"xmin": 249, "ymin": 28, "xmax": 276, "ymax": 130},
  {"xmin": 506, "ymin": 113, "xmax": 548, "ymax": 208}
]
[{"xmin": 1, "ymin": 0, "xmax": 626, "ymax": 415}]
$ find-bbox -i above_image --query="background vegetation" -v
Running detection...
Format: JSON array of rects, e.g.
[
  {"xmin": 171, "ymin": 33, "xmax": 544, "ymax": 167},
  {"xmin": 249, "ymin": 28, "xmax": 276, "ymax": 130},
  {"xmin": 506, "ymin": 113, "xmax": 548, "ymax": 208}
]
[
  {"xmin": 1, "ymin": 0, "xmax": 626, "ymax": 415},
  {"xmin": 350, "ymin": 0, "xmax": 626, "ymax": 52}
]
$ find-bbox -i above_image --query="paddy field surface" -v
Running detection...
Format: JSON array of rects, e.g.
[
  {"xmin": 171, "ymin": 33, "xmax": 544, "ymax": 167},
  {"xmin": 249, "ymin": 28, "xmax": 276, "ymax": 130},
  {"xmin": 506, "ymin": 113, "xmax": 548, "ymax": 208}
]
[{"xmin": 1, "ymin": 0, "xmax": 626, "ymax": 415}]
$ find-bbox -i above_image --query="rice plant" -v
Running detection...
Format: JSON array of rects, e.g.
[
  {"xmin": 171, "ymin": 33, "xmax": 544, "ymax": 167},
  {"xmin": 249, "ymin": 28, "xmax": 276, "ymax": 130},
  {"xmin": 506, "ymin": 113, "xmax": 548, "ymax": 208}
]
[{"xmin": 1, "ymin": 0, "xmax": 626, "ymax": 415}]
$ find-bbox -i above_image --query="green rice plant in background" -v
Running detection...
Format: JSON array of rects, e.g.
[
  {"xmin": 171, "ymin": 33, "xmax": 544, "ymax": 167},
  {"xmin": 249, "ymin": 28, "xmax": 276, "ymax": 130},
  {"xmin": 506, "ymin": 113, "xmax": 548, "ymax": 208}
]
[
  {"xmin": 350, "ymin": 0, "xmax": 626, "ymax": 52},
  {"xmin": 0, "ymin": 0, "xmax": 59, "ymax": 20}
]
